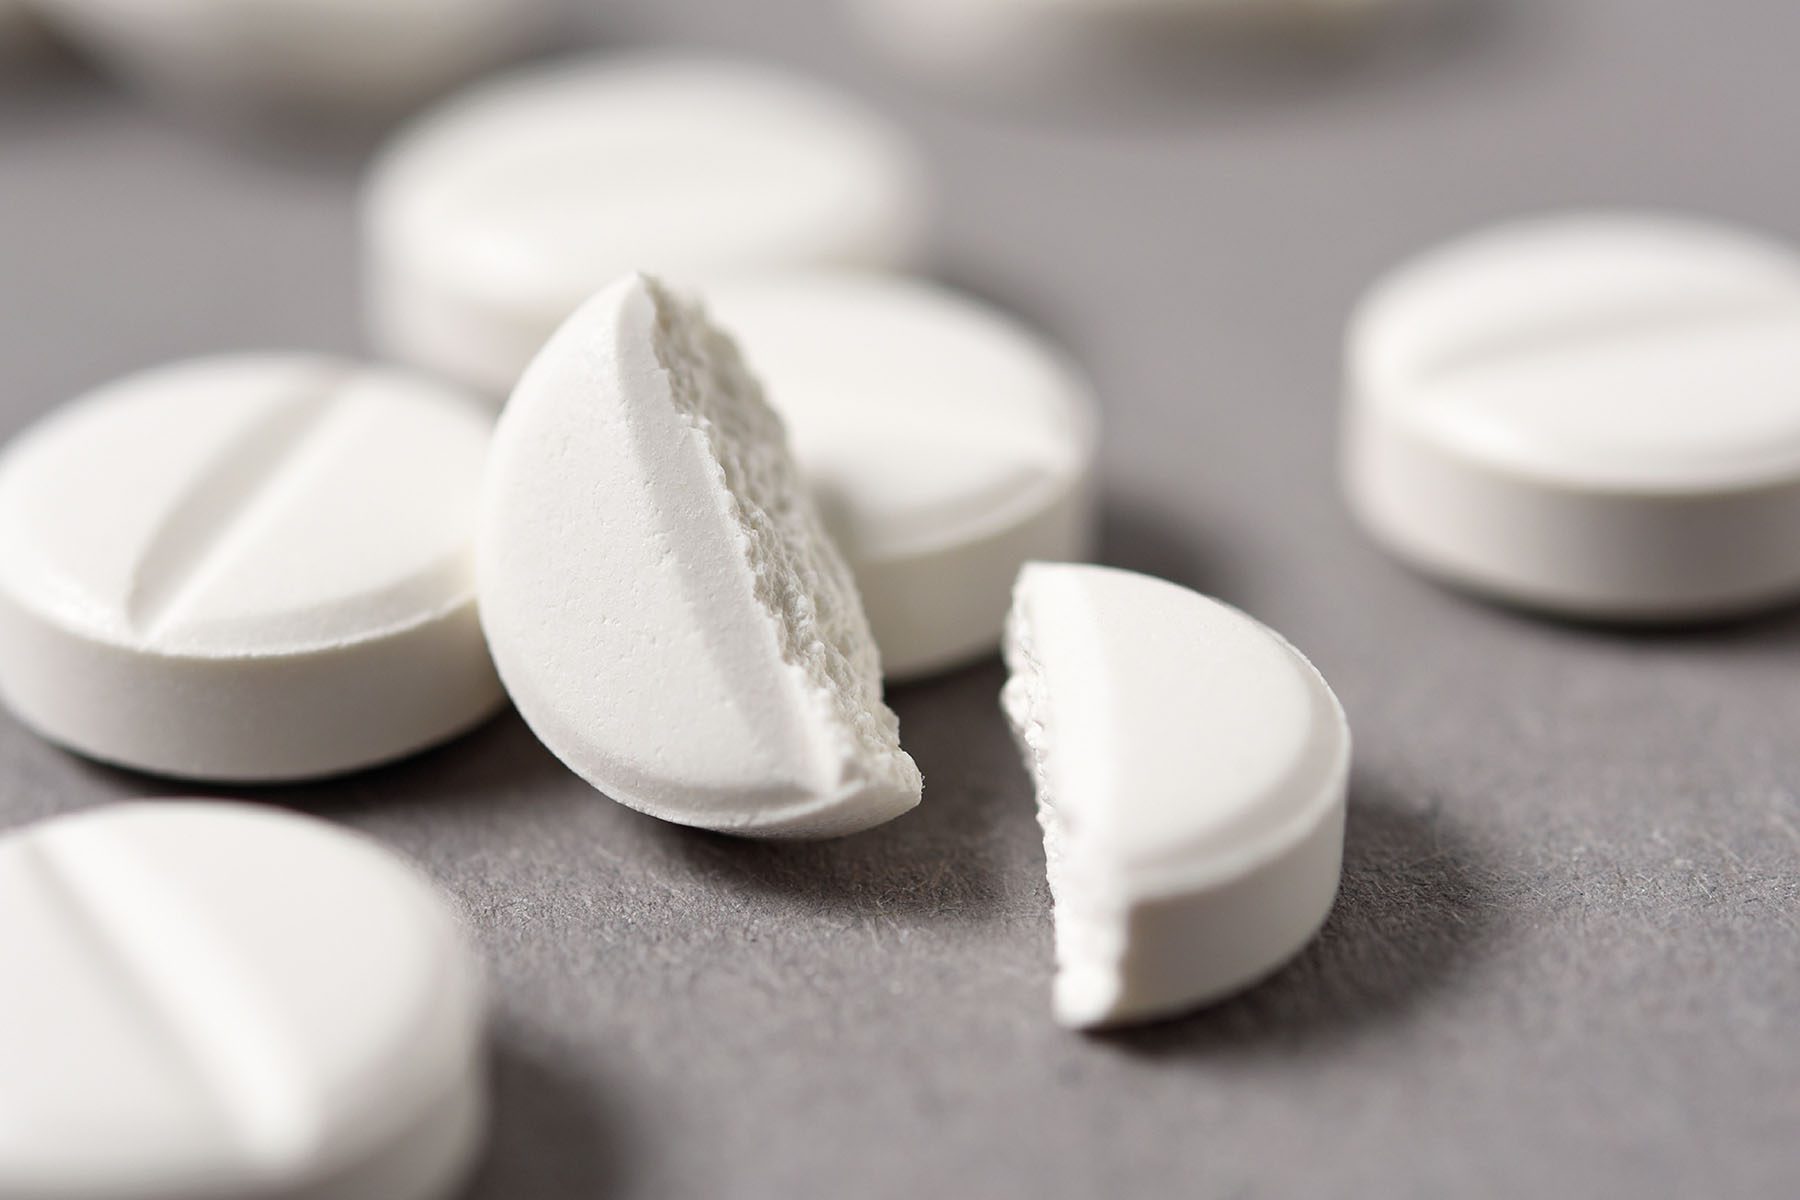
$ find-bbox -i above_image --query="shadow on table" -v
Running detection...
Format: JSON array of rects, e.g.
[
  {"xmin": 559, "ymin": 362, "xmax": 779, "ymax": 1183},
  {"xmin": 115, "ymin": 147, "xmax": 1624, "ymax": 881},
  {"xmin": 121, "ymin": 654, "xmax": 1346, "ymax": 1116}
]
[
  {"xmin": 464, "ymin": 1030, "xmax": 638, "ymax": 1200},
  {"xmin": 1106, "ymin": 767, "xmax": 1502, "ymax": 1058}
]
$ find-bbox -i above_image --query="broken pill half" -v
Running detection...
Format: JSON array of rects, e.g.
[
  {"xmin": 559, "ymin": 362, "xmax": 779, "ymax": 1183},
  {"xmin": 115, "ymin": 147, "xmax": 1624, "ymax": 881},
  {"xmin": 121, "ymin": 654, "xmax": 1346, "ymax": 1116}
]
[{"xmin": 1002, "ymin": 563, "xmax": 1351, "ymax": 1029}]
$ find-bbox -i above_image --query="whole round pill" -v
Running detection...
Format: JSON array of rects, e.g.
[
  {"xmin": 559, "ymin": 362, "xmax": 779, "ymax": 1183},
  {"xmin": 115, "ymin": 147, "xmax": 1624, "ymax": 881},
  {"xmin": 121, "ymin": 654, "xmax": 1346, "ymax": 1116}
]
[
  {"xmin": 1001, "ymin": 564, "xmax": 1350, "ymax": 1028},
  {"xmin": 1345, "ymin": 212, "xmax": 1800, "ymax": 621},
  {"xmin": 33, "ymin": 0, "xmax": 545, "ymax": 117},
  {"xmin": 365, "ymin": 54, "xmax": 932, "ymax": 397},
  {"xmin": 702, "ymin": 273, "xmax": 1099, "ymax": 680},
  {"xmin": 0, "ymin": 355, "xmax": 503, "ymax": 781},
  {"xmin": 0, "ymin": 800, "xmax": 489, "ymax": 1200}
]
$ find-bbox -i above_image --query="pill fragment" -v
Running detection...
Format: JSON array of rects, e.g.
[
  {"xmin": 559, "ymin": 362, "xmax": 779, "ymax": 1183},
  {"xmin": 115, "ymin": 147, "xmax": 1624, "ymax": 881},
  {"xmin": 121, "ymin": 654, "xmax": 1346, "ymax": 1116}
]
[
  {"xmin": 478, "ymin": 274, "xmax": 923, "ymax": 839},
  {"xmin": 366, "ymin": 55, "xmax": 931, "ymax": 397},
  {"xmin": 1002, "ymin": 564, "xmax": 1350, "ymax": 1028},
  {"xmin": 34, "ymin": 0, "xmax": 545, "ymax": 116},
  {"xmin": 0, "ymin": 800, "xmax": 489, "ymax": 1200},
  {"xmin": 1345, "ymin": 212, "xmax": 1800, "ymax": 621},
  {"xmin": 0, "ymin": 355, "xmax": 502, "ymax": 781},
  {"xmin": 702, "ymin": 272, "xmax": 1099, "ymax": 680}
]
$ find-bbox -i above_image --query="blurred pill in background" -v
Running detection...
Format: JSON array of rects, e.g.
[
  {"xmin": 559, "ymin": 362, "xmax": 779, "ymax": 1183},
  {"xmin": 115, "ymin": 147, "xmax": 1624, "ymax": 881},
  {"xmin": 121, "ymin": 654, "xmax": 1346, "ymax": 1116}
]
[
  {"xmin": 365, "ymin": 54, "xmax": 932, "ymax": 398},
  {"xmin": 846, "ymin": 0, "xmax": 1425, "ymax": 99},
  {"xmin": 29, "ymin": 0, "xmax": 552, "ymax": 120}
]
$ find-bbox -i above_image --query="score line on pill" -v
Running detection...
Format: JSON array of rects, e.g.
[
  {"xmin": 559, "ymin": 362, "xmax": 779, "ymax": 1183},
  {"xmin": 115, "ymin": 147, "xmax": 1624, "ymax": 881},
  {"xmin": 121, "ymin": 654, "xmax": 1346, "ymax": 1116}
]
[
  {"xmin": 0, "ymin": 355, "xmax": 503, "ymax": 782},
  {"xmin": 1002, "ymin": 563, "xmax": 1350, "ymax": 1029},
  {"xmin": 0, "ymin": 801, "xmax": 489, "ymax": 1200},
  {"xmin": 366, "ymin": 54, "xmax": 931, "ymax": 397},
  {"xmin": 701, "ymin": 272, "xmax": 1099, "ymax": 680},
  {"xmin": 479, "ymin": 273, "xmax": 923, "ymax": 839},
  {"xmin": 1345, "ymin": 212, "xmax": 1800, "ymax": 622}
]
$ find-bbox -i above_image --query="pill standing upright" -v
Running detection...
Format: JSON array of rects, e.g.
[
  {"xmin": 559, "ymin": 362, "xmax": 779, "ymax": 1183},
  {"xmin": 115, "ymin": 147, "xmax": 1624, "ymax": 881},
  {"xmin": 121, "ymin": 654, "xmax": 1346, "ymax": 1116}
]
[
  {"xmin": 1002, "ymin": 564, "xmax": 1350, "ymax": 1029},
  {"xmin": 0, "ymin": 355, "xmax": 503, "ymax": 782},
  {"xmin": 0, "ymin": 801, "xmax": 490, "ymax": 1200},
  {"xmin": 478, "ymin": 273, "xmax": 923, "ymax": 838}
]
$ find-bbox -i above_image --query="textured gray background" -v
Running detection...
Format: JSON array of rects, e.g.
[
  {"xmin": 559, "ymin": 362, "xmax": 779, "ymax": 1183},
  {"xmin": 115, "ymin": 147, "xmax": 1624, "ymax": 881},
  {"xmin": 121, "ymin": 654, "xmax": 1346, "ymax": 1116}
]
[{"xmin": 2, "ymin": 1, "xmax": 1798, "ymax": 1197}]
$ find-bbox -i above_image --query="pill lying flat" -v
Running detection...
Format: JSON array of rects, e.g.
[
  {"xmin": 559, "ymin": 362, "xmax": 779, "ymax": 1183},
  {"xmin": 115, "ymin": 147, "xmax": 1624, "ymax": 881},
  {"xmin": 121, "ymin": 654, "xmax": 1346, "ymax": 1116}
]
[
  {"xmin": 365, "ymin": 55, "xmax": 930, "ymax": 397},
  {"xmin": 701, "ymin": 273, "xmax": 1099, "ymax": 680},
  {"xmin": 479, "ymin": 274, "xmax": 923, "ymax": 839},
  {"xmin": 0, "ymin": 801, "xmax": 488, "ymax": 1200},
  {"xmin": 1345, "ymin": 213, "xmax": 1800, "ymax": 621},
  {"xmin": 1002, "ymin": 564, "xmax": 1350, "ymax": 1029},
  {"xmin": 33, "ymin": 0, "xmax": 544, "ymax": 117},
  {"xmin": 0, "ymin": 355, "xmax": 502, "ymax": 781}
]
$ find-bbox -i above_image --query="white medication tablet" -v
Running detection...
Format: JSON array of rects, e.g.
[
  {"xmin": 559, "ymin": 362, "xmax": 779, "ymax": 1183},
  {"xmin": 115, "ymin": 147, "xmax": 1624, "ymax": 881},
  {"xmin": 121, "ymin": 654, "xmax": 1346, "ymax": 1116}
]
[
  {"xmin": 479, "ymin": 274, "xmax": 923, "ymax": 839},
  {"xmin": 0, "ymin": 355, "xmax": 502, "ymax": 782},
  {"xmin": 33, "ymin": 0, "xmax": 544, "ymax": 117},
  {"xmin": 0, "ymin": 801, "xmax": 488, "ymax": 1200},
  {"xmin": 1345, "ymin": 213, "xmax": 1800, "ymax": 621},
  {"xmin": 701, "ymin": 273, "xmax": 1099, "ymax": 680},
  {"xmin": 365, "ymin": 55, "xmax": 931, "ymax": 397},
  {"xmin": 1002, "ymin": 564, "xmax": 1350, "ymax": 1029}
]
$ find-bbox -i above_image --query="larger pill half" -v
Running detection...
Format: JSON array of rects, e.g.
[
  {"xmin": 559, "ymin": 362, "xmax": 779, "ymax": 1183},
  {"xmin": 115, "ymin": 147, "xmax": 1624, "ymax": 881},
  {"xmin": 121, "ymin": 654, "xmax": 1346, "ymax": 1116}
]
[
  {"xmin": 0, "ymin": 355, "xmax": 503, "ymax": 782},
  {"xmin": 0, "ymin": 800, "xmax": 489, "ymax": 1200}
]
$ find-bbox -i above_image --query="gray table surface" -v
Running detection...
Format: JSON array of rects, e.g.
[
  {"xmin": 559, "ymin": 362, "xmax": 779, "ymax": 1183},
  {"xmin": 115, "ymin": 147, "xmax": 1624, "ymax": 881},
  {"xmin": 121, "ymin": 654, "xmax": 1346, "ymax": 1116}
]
[{"xmin": 3, "ymin": 1, "xmax": 1798, "ymax": 1197}]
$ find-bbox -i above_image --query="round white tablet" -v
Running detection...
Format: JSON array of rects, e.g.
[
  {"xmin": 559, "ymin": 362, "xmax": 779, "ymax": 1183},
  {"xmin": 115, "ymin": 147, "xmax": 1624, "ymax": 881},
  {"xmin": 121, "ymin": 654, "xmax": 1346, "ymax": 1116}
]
[
  {"xmin": 1002, "ymin": 564, "xmax": 1350, "ymax": 1029},
  {"xmin": 0, "ymin": 355, "xmax": 503, "ymax": 782},
  {"xmin": 0, "ymin": 801, "xmax": 488, "ymax": 1200},
  {"xmin": 847, "ymin": 0, "xmax": 1398, "ymax": 88},
  {"xmin": 480, "ymin": 274, "xmax": 922, "ymax": 839},
  {"xmin": 365, "ymin": 55, "xmax": 931, "ymax": 397},
  {"xmin": 33, "ymin": 0, "xmax": 544, "ymax": 117},
  {"xmin": 1345, "ymin": 213, "xmax": 1800, "ymax": 621},
  {"xmin": 700, "ymin": 273, "xmax": 1098, "ymax": 680}
]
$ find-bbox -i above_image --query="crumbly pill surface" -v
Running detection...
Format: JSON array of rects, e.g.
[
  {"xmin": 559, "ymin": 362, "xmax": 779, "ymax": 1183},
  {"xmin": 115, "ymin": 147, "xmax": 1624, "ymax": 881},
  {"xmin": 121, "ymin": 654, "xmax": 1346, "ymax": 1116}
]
[
  {"xmin": 0, "ymin": 801, "xmax": 488, "ymax": 1200},
  {"xmin": 1002, "ymin": 563, "xmax": 1350, "ymax": 1029},
  {"xmin": 702, "ymin": 273, "xmax": 1098, "ymax": 680},
  {"xmin": 0, "ymin": 354, "xmax": 502, "ymax": 782},
  {"xmin": 367, "ymin": 55, "xmax": 930, "ymax": 397},
  {"xmin": 1345, "ymin": 212, "xmax": 1800, "ymax": 620},
  {"xmin": 478, "ymin": 273, "xmax": 922, "ymax": 839},
  {"xmin": 33, "ymin": 0, "xmax": 543, "ymax": 115}
]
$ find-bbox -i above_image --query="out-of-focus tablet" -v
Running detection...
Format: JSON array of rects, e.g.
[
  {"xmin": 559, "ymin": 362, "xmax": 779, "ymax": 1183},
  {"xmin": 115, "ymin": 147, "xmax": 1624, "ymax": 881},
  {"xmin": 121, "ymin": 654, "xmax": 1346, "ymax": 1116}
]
[
  {"xmin": 479, "ymin": 274, "xmax": 922, "ymax": 839},
  {"xmin": 0, "ymin": 800, "xmax": 489, "ymax": 1200},
  {"xmin": 365, "ymin": 55, "xmax": 931, "ymax": 397},
  {"xmin": 1345, "ymin": 213, "xmax": 1800, "ymax": 622},
  {"xmin": 0, "ymin": 355, "xmax": 502, "ymax": 781},
  {"xmin": 33, "ymin": 0, "xmax": 545, "ymax": 116},
  {"xmin": 847, "ymin": 0, "xmax": 1399, "ymax": 90},
  {"xmin": 701, "ymin": 273, "xmax": 1098, "ymax": 680},
  {"xmin": 1001, "ymin": 564, "xmax": 1350, "ymax": 1029}
]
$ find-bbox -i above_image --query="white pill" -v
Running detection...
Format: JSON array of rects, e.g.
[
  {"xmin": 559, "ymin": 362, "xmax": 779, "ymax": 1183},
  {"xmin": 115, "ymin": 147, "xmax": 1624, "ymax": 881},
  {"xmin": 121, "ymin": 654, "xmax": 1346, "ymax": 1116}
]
[
  {"xmin": 0, "ymin": 355, "xmax": 502, "ymax": 782},
  {"xmin": 0, "ymin": 800, "xmax": 488, "ymax": 1200},
  {"xmin": 33, "ymin": 0, "xmax": 544, "ymax": 117},
  {"xmin": 365, "ymin": 55, "xmax": 931, "ymax": 397},
  {"xmin": 701, "ymin": 273, "xmax": 1099, "ymax": 680},
  {"xmin": 1002, "ymin": 563, "xmax": 1350, "ymax": 1029},
  {"xmin": 479, "ymin": 274, "xmax": 923, "ymax": 839},
  {"xmin": 848, "ymin": 0, "xmax": 1399, "ymax": 88},
  {"xmin": 1345, "ymin": 213, "xmax": 1800, "ymax": 621}
]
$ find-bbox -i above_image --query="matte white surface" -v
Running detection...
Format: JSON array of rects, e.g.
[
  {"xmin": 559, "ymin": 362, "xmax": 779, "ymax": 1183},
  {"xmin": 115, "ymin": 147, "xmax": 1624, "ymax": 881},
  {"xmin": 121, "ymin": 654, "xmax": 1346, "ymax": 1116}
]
[
  {"xmin": 0, "ymin": 800, "xmax": 489, "ymax": 1200},
  {"xmin": 478, "ymin": 274, "xmax": 922, "ymax": 839},
  {"xmin": 701, "ymin": 273, "xmax": 1098, "ymax": 680},
  {"xmin": 1345, "ymin": 212, "xmax": 1800, "ymax": 620},
  {"xmin": 366, "ymin": 55, "xmax": 930, "ymax": 397},
  {"xmin": 0, "ymin": 354, "xmax": 503, "ymax": 781},
  {"xmin": 1002, "ymin": 564, "xmax": 1350, "ymax": 1029},
  {"xmin": 32, "ymin": 0, "xmax": 543, "ymax": 115}
]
